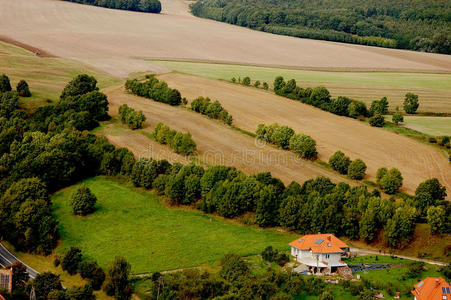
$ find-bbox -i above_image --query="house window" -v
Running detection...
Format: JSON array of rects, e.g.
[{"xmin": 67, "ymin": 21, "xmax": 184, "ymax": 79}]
[{"xmin": 325, "ymin": 254, "xmax": 330, "ymax": 259}]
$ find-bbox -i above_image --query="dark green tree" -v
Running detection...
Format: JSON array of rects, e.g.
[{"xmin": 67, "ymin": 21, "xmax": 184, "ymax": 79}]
[
  {"xmin": 71, "ymin": 185, "xmax": 97, "ymax": 216},
  {"xmin": 16, "ymin": 80, "xmax": 31, "ymax": 97},
  {"xmin": 403, "ymin": 92, "xmax": 419, "ymax": 114},
  {"xmin": 61, "ymin": 247, "xmax": 83, "ymax": 275}
]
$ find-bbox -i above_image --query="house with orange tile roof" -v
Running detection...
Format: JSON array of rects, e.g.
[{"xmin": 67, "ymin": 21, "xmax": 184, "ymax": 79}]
[
  {"xmin": 0, "ymin": 268, "xmax": 12, "ymax": 296},
  {"xmin": 289, "ymin": 233, "xmax": 350, "ymax": 274},
  {"xmin": 412, "ymin": 277, "xmax": 451, "ymax": 300}
]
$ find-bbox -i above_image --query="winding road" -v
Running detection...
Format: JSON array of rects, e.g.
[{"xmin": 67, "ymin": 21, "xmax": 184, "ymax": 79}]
[{"xmin": 0, "ymin": 242, "xmax": 38, "ymax": 279}]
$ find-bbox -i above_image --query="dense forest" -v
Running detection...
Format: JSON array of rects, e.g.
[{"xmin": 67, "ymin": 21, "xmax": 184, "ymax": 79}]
[
  {"xmin": 191, "ymin": 0, "xmax": 451, "ymax": 54},
  {"xmin": 62, "ymin": 0, "xmax": 162, "ymax": 14}
]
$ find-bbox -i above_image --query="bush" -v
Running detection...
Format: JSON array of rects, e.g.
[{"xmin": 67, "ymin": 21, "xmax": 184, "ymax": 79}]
[
  {"xmin": 153, "ymin": 122, "xmax": 197, "ymax": 155},
  {"xmin": 403, "ymin": 92, "xmax": 419, "ymax": 114},
  {"xmin": 242, "ymin": 77, "xmax": 251, "ymax": 86},
  {"xmin": 0, "ymin": 74, "xmax": 12, "ymax": 92},
  {"xmin": 254, "ymin": 80, "xmax": 261, "ymax": 88},
  {"xmin": 329, "ymin": 151, "xmax": 351, "ymax": 174},
  {"xmin": 119, "ymin": 104, "xmax": 146, "ymax": 129},
  {"xmin": 369, "ymin": 97, "xmax": 389, "ymax": 116},
  {"xmin": 369, "ymin": 114, "xmax": 385, "ymax": 127},
  {"xmin": 263, "ymin": 82, "xmax": 269, "ymax": 90},
  {"xmin": 16, "ymin": 80, "xmax": 31, "ymax": 97},
  {"xmin": 310, "ymin": 86, "xmax": 331, "ymax": 105},
  {"xmin": 427, "ymin": 206, "xmax": 445, "ymax": 234},
  {"xmin": 231, "ymin": 77, "xmax": 236, "ymax": 83},
  {"xmin": 348, "ymin": 159, "xmax": 367, "ymax": 180},
  {"xmin": 349, "ymin": 101, "xmax": 368, "ymax": 118},
  {"xmin": 62, "ymin": 247, "xmax": 82, "ymax": 275},
  {"xmin": 125, "ymin": 76, "xmax": 181, "ymax": 106},
  {"xmin": 191, "ymin": 97, "xmax": 233, "ymax": 125},
  {"xmin": 392, "ymin": 112, "xmax": 404, "ymax": 124},
  {"xmin": 378, "ymin": 167, "xmax": 403, "ymax": 194},
  {"xmin": 289, "ymin": 134, "xmax": 317, "ymax": 159},
  {"xmin": 71, "ymin": 185, "xmax": 97, "ymax": 216},
  {"xmin": 415, "ymin": 178, "xmax": 447, "ymax": 200}
]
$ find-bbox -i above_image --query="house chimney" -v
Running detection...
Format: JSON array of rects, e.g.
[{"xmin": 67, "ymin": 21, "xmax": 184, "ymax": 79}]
[
  {"xmin": 436, "ymin": 279, "xmax": 440, "ymax": 287},
  {"xmin": 327, "ymin": 235, "xmax": 331, "ymax": 241}
]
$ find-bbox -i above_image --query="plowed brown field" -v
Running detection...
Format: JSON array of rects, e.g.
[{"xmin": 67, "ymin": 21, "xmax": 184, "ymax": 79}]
[
  {"xmin": 105, "ymin": 87, "xmax": 356, "ymax": 187},
  {"xmin": 155, "ymin": 73, "xmax": 451, "ymax": 198},
  {"xmin": 0, "ymin": 0, "xmax": 450, "ymax": 77}
]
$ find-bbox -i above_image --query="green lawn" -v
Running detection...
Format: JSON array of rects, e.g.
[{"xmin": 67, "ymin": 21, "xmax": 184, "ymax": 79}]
[
  {"xmin": 152, "ymin": 60, "xmax": 451, "ymax": 113},
  {"xmin": 52, "ymin": 177, "xmax": 296, "ymax": 274}
]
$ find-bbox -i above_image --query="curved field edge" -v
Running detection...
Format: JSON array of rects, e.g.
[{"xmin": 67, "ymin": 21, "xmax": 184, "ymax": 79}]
[
  {"xmin": 51, "ymin": 176, "xmax": 297, "ymax": 274},
  {"xmin": 151, "ymin": 60, "xmax": 451, "ymax": 114}
]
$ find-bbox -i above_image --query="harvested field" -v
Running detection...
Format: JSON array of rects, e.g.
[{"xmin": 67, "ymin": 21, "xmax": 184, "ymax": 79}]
[
  {"xmin": 154, "ymin": 60, "xmax": 451, "ymax": 113},
  {"xmin": 156, "ymin": 73, "xmax": 451, "ymax": 198},
  {"xmin": 104, "ymin": 87, "xmax": 355, "ymax": 187},
  {"xmin": 0, "ymin": 0, "xmax": 451, "ymax": 78}
]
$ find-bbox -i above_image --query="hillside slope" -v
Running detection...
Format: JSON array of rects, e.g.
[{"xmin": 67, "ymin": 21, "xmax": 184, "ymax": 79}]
[
  {"xmin": 156, "ymin": 73, "xmax": 451, "ymax": 197},
  {"xmin": 0, "ymin": 0, "xmax": 450, "ymax": 77}
]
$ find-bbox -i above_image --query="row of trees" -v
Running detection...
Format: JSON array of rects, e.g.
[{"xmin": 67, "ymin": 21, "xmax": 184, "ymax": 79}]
[
  {"xmin": 125, "ymin": 76, "xmax": 182, "ymax": 106},
  {"xmin": 231, "ymin": 76, "xmax": 270, "ymax": 90},
  {"xmin": 191, "ymin": 96, "xmax": 233, "ymax": 125},
  {"xmin": 0, "ymin": 74, "xmax": 136, "ymax": 255},
  {"xmin": 329, "ymin": 151, "xmax": 367, "ymax": 180},
  {"xmin": 0, "ymin": 74, "xmax": 31, "ymax": 97},
  {"xmin": 153, "ymin": 122, "xmax": 197, "ymax": 155},
  {"xmin": 191, "ymin": 0, "xmax": 451, "ymax": 53},
  {"xmin": 119, "ymin": 104, "xmax": 146, "ymax": 129},
  {"xmin": 127, "ymin": 151, "xmax": 449, "ymax": 247},
  {"xmin": 62, "ymin": 0, "xmax": 161, "ymax": 13},
  {"xmin": 256, "ymin": 123, "xmax": 317, "ymax": 159}
]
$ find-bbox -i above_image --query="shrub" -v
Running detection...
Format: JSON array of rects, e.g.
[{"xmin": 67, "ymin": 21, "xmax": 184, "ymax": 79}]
[
  {"xmin": 71, "ymin": 185, "xmax": 97, "ymax": 216},
  {"xmin": 191, "ymin": 97, "xmax": 233, "ymax": 125},
  {"xmin": 254, "ymin": 80, "xmax": 261, "ymax": 88},
  {"xmin": 329, "ymin": 96, "xmax": 351, "ymax": 116},
  {"xmin": 349, "ymin": 101, "xmax": 368, "ymax": 118},
  {"xmin": 369, "ymin": 114, "xmax": 385, "ymax": 127},
  {"xmin": 125, "ymin": 77, "xmax": 181, "ymax": 106},
  {"xmin": 16, "ymin": 80, "xmax": 31, "ymax": 97},
  {"xmin": 231, "ymin": 77, "xmax": 236, "ymax": 83},
  {"xmin": 427, "ymin": 206, "xmax": 445, "ymax": 234},
  {"xmin": 62, "ymin": 247, "xmax": 82, "ymax": 275},
  {"xmin": 378, "ymin": 168, "xmax": 403, "ymax": 194},
  {"xmin": 348, "ymin": 159, "xmax": 367, "ymax": 180},
  {"xmin": 263, "ymin": 82, "xmax": 269, "ymax": 90},
  {"xmin": 329, "ymin": 151, "xmax": 351, "ymax": 174},
  {"xmin": 242, "ymin": 76, "xmax": 251, "ymax": 86},
  {"xmin": 153, "ymin": 123, "xmax": 197, "ymax": 155},
  {"xmin": 289, "ymin": 134, "xmax": 317, "ymax": 159},
  {"xmin": 392, "ymin": 112, "xmax": 404, "ymax": 124},
  {"xmin": 310, "ymin": 86, "xmax": 331, "ymax": 105},
  {"xmin": 0, "ymin": 74, "xmax": 12, "ymax": 92},
  {"xmin": 119, "ymin": 104, "xmax": 146, "ymax": 129},
  {"xmin": 403, "ymin": 92, "xmax": 419, "ymax": 114}
]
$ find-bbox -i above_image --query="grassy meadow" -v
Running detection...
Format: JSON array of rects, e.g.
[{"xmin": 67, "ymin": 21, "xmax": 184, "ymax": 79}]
[
  {"xmin": 400, "ymin": 116, "xmax": 451, "ymax": 136},
  {"xmin": 0, "ymin": 41, "xmax": 120, "ymax": 111},
  {"xmin": 52, "ymin": 177, "xmax": 297, "ymax": 274},
  {"xmin": 152, "ymin": 60, "xmax": 451, "ymax": 113}
]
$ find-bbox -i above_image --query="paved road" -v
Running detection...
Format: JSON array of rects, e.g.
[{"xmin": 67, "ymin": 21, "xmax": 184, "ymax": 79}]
[
  {"xmin": 0, "ymin": 242, "xmax": 39, "ymax": 279},
  {"xmin": 351, "ymin": 247, "xmax": 447, "ymax": 266}
]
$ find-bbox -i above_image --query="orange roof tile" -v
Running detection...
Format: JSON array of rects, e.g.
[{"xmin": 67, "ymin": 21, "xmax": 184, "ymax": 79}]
[
  {"xmin": 289, "ymin": 233, "xmax": 348, "ymax": 254},
  {"xmin": 412, "ymin": 277, "xmax": 451, "ymax": 300}
]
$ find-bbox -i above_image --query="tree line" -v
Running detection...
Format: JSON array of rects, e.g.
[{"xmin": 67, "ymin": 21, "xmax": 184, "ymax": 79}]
[
  {"xmin": 191, "ymin": 96, "xmax": 233, "ymax": 125},
  {"xmin": 153, "ymin": 122, "xmax": 197, "ymax": 155},
  {"xmin": 126, "ymin": 154, "xmax": 449, "ymax": 249},
  {"xmin": 191, "ymin": 0, "xmax": 451, "ymax": 54},
  {"xmin": 0, "ymin": 74, "xmax": 136, "ymax": 255},
  {"xmin": 125, "ymin": 76, "xmax": 182, "ymax": 106},
  {"xmin": 62, "ymin": 0, "xmax": 162, "ymax": 14}
]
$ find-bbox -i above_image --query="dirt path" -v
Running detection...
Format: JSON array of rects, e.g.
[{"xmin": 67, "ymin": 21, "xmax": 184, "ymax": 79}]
[
  {"xmin": 350, "ymin": 248, "xmax": 447, "ymax": 266},
  {"xmin": 105, "ymin": 86, "xmax": 355, "ymax": 186},
  {"xmin": 156, "ymin": 73, "xmax": 451, "ymax": 198},
  {"xmin": 0, "ymin": 0, "xmax": 450, "ymax": 78}
]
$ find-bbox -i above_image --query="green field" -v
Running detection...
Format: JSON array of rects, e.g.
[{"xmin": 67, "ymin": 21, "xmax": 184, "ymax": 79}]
[
  {"xmin": 0, "ymin": 41, "xmax": 120, "ymax": 111},
  {"xmin": 152, "ymin": 60, "xmax": 451, "ymax": 113},
  {"xmin": 52, "ymin": 177, "xmax": 296, "ymax": 274},
  {"xmin": 400, "ymin": 116, "xmax": 451, "ymax": 136}
]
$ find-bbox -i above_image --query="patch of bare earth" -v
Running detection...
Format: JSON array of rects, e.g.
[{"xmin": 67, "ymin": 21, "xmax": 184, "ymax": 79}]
[
  {"xmin": 104, "ymin": 87, "xmax": 355, "ymax": 187},
  {"xmin": 0, "ymin": 0, "xmax": 450, "ymax": 77},
  {"xmin": 156, "ymin": 73, "xmax": 451, "ymax": 198}
]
